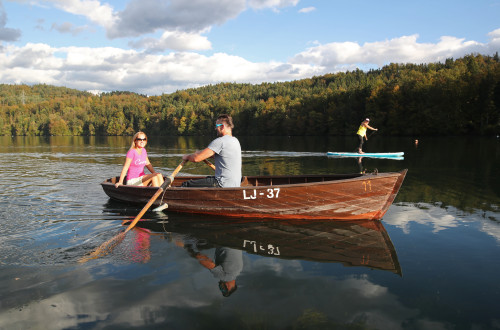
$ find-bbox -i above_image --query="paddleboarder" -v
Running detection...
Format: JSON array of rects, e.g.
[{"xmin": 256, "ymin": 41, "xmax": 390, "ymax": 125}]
[{"xmin": 356, "ymin": 118, "xmax": 378, "ymax": 154}]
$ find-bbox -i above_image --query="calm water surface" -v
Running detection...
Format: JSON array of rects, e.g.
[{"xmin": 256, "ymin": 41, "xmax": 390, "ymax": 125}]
[{"xmin": 0, "ymin": 135, "xmax": 499, "ymax": 329}]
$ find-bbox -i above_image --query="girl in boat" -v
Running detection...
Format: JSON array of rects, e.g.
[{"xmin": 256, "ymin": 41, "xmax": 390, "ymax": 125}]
[
  {"xmin": 356, "ymin": 118, "xmax": 378, "ymax": 154},
  {"xmin": 114, "ymin": 132, "xmax": 164, "ymax": 188}
]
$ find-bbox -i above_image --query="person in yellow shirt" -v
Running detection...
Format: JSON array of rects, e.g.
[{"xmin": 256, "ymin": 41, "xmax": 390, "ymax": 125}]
[{"xmin": 356, "ymin": 118, "xmax": 378, "ymax": 154}]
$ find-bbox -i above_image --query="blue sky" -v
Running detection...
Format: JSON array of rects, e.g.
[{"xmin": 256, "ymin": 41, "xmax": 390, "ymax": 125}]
[{"xmin": 1, "ymin": 0, "xmax": 499, "ymax": 95}]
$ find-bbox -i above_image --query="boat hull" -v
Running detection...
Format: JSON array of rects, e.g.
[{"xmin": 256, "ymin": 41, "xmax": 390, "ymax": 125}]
[{"xmin": 101, "ymin": 170, "xmax": 407, "ymax": 221}]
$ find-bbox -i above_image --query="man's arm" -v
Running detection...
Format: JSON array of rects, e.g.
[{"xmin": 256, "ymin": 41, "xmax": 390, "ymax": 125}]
[
  {"xmin": 196, "ymin": 253, "xmax": 216, "ymax": 269},
  {"xmin": 183, "ymin": 147, "xmax": 215, "ymax": 163}
]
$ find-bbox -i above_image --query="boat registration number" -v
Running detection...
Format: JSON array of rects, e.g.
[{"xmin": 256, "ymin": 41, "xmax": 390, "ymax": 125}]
[
  {"xmin": 243, "ymin": 188, "xmax": 280, "ymax": 200},
  {"xmin": 243, "ymin": 240, "xmax": 280, "ymax": 256}
]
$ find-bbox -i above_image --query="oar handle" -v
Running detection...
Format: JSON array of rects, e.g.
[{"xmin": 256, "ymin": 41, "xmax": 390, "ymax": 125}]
[
  {"xmin": 167, "ymin": 160, "xmax": 187, "ymax": 182},
  {"xmin": 203, "ymin": 159, "xmax": 216, "ymax": 170}
]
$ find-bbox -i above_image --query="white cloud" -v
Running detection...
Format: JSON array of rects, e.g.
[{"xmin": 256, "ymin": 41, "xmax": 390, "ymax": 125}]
[
  {"xmin": 1, "ymin": 28, "xmax": 499, "ymax": 95},
  {"xmin": 107, "ymin": 0, "xmax": 246, "ymax": 39},
  {"xmin": 384, "ymin": 203, "xmax": 459, "ymax": 234},
  {"xmin": 248, "ymin": 0, "xmax": 299, "ymax": 10},
  {"xmin": 487, "ymin": 28, "xmax": 500, "ymax": 53},
  {"xmin": 35, "ymin": 0, "xmax": 246, "ymax": 52},
  {"xmin": 13, "ymin": 0, "xmax": 301, "ymax": 38},
  {"xmin": 488, "ymin": 28, "xmax": 500, "ymax": 39},
  {"xmin": 0, "ymin": 256, "xmax": 431, "ymax": 330},
  {"xmin": 44, "ymin": 0, "xmax": 116, "ymax": 29},
  {"xmin": 129, "ymin": 30, "xmax": 212, "ymax": 52},
  {"xmin": 0, "ymin": 42, "xmax": 324, "ymax": 95},
  {"xmin": 291, "ymin": 34, "xmax": 490, "ymax": 70},
  {"xmin": 480, "ymin": 218, "xmax": 500, "ymax": 244},
  {"xmin": 13, "ymin": 0, "xmax": 301, "ymax": 52},
  {"xmin": 384, "ymin": 203, "xmax": 500, "ymax": 243},
  {"xmin": 51, "ymin": 21, "xmax": 87, "ymax": 36},
  {"xmin": 298, "ymin": 6, "xmax": 315, "ymax": 13}
]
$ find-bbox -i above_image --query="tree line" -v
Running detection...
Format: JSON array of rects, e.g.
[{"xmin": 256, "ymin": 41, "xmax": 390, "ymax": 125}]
[{"xmin": 1, "ymin": 53, "xmax": 499, "ymax": 136}]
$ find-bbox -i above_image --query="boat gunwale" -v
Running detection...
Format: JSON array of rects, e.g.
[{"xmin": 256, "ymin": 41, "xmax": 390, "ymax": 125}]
[{"xmin": 100, "ymin": 170, "xmax": 406, "ymax": 191}]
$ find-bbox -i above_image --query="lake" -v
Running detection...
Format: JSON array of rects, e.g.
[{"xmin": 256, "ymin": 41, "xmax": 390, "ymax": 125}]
[{"xmin": 0, "ymin": 135, "xmax": 499, "ymax": 329}]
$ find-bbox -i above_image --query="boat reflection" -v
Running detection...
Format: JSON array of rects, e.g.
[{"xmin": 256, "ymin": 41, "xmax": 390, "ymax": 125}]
[
  {"xmin": 153, "ymin": 217, "xmax": 399, "ymax": 275},
  {"xmin": 104, "ymin": 202, "xmax": 402, "ymax": 276}
]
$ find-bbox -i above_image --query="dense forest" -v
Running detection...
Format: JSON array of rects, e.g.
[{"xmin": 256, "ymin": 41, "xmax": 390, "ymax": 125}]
[{"xmin": 1, "ymin": 53, "xmax": 499, "ymax": 136}]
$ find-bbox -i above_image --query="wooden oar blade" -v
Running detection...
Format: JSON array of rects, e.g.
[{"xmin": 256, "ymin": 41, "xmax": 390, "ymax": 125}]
[{"xmin": 79, "ymin": 231, "xmax": 126, "ymax": 263}]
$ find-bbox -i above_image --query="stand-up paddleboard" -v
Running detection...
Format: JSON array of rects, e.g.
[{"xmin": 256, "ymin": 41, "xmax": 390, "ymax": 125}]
[{"xmin": 327, "ymin": 151, "xmax": 404, "ymax": 159}]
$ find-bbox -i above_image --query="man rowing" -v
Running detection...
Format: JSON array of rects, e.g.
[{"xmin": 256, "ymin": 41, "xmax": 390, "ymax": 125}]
[{"xmin": 181, "ymin": 114, "xmax": 242, "ymax": 187}]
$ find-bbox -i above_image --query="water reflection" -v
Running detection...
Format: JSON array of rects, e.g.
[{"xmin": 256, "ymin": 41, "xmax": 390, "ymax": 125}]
[
  {"xmin": 358, "ymin": 157, "xmax": 365, "ymax": 174},
  {"xmin": 185, "ymin": 246, "xmax": 243, "ymax": 297},
  {"xmin": 104, "ymin": 202, "xmax": 402, "ymax": 276}
]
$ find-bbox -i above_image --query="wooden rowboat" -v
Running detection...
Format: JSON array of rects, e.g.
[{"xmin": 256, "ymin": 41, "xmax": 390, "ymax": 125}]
[
  {"xmin": 101, "ymin": 169, "xmax": 407, "ymax": 220},
  {"xmin": 130, "ymin": 216, "xmax": 402, "ymax": 275}
]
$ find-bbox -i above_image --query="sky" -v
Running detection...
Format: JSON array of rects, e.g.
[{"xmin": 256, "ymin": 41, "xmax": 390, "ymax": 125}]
[{"xmin": 0, "ymin": 0, "xmax": 499, "ymax": 96}]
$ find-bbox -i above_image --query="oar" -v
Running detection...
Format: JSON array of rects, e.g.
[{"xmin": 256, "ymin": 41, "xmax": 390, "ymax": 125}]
[
  {"xmin": 79, "ymin": 160, "xmax": 186, "ymax": 262},
  {"xmin": 154, "ymin": 159, "xmax": 213, "ymax": 211},
  {"xmin": 203, "ymin": 159, "xmax": 216, "ymax": 170}
]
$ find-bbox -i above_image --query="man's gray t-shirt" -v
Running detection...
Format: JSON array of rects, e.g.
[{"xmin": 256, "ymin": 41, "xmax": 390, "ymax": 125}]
[
  {"xmin": 207, "ymin": 135, "xmax": 242, "ymax": 187},
  {"xmin": 209, "ymin": 247, "xmax": 243, "ymax": 282}
]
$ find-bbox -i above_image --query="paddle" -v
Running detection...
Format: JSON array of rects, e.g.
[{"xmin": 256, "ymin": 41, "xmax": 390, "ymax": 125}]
[
  {"xmin": 367, "ymin": 129, "xmax": 377, "ymax": 139},
  {"xmin": 353, "ymin": 130, "xmax": 378, "ymax": 153},
  {"xmin": 79, "ymin": 160, "xmax": 186, "ymax": 262}
]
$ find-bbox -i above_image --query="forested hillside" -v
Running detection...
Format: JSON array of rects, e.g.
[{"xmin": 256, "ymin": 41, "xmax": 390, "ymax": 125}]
[{"xmin": 1, "ymin": 53, "xmax": 499, "ymax": 136}]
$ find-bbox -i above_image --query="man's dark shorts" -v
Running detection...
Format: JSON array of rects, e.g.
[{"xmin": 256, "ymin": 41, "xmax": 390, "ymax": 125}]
[{"xmin": 181, "ymin": 176, "xmax": 221, "ymax": 188}]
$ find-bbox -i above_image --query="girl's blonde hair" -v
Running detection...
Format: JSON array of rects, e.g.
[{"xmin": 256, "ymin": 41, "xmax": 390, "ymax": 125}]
[{"xmin": 130, "ymin": 131, "xmax": 147, "ymax": 149}]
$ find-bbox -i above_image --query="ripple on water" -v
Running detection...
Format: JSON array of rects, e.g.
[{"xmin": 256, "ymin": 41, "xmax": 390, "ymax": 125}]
[{"xmin": 0, "ymin": 152, "xmax": 133, "ymax": 266}]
